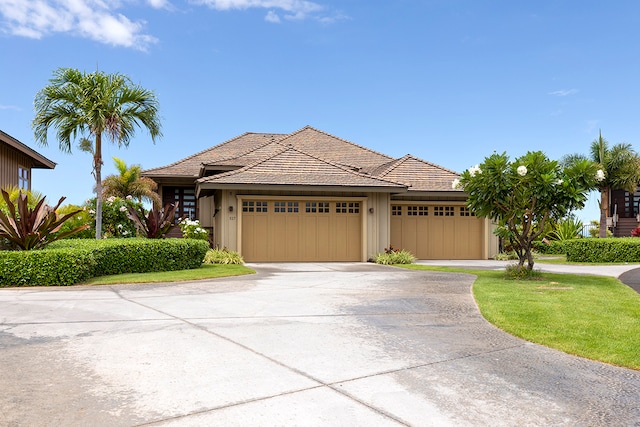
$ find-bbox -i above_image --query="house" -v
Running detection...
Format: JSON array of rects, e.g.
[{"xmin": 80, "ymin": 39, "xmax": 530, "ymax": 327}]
[
  {"xmin": 143, "ymin": 126, "xmax": 499, "ymax": 261},
  {"xmin": 0, "ymin": 130, "xmax": 56, "ymax": 192}
]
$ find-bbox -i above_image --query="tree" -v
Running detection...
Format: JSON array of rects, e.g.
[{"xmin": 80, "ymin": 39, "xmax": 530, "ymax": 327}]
[
  {"xmin": 455, "ymin": 151, "xmax": 600, "ymax": 271},
  {"xmin": 102, "ymin": 157, "xmax": 161, "ymax": 207},
  {"xmin": 589, "ymin": 131, "xmax": 640, "ymax": 238},
  {"xmin": 32, "ymin": 68, "xmax": 161, "ymax": 239}
]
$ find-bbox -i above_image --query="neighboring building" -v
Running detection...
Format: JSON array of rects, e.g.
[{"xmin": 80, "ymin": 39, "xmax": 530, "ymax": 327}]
[
  {"xmin": 0, "ymin": 130, "xmax": 56, "ymax": 191},
  {"xmin": 143, "ymin": 126, "xmax": 498, "ymax": 261},
  {"xmin": 609, "ymin": 188, "xmax": 640, "ymax": 237}
]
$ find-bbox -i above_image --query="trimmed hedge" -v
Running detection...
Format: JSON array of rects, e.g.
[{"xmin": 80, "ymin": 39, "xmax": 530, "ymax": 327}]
[
  {"xmin": 564, "ymin": 238, "xmax": 640, "ymax": 263},
  {"xmin": 532, "ymin": 239, "xmax": 568, "ymax": 255},
  {"xmin": 0, "ymin": 238, "xmax": 209, "ymax": 287}
]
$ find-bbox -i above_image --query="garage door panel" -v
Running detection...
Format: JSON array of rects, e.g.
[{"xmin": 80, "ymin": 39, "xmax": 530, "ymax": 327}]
[
  {"xmin": 242, "ymin": 200, "xmax": 361, "ymax": 262},
  {"xmin": 391, "ymin": 204, "xmax": 483, "ymax": 260}
]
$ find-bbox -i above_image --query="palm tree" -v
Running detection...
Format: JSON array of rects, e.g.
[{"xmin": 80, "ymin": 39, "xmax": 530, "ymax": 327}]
[
  {"xmin": 32, "ymin": 68, "xmax": 161, "ymax": 239},
  {"xmin": 103, "ymin": 157, "xmax": 161, "ymax": 206},
  {"xmin": 590, "ymin": 130, "xmax": 640, "ymax": 237}
]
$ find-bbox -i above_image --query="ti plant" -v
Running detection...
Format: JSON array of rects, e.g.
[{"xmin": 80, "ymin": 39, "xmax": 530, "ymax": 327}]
[
  {"xmin": 126, "ymin": 202, "xmax": 179, "ymax": 238},
  {"xmin": 0, "ymin": 189, "xmax": 89, "ymax": 250}
]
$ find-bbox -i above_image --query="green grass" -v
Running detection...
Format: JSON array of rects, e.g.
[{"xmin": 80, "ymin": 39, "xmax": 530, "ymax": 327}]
[
  {"xmin": 398, "ymin": 264, "xmax": 640, "ymax": 370},
  {"xmin": 81, "ymin": 264, "xmax": 255, "ymax": 285}
]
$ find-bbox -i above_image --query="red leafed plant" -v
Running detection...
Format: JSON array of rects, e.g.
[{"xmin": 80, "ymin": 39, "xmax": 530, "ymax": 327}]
[
  {"xmin": 126, "ymin": 202, "xmax": 179, "ymax": 238},
  {"xmin": 0, "ymin": 189, "xmax": 89, "ymax": 250},
  {"xmin": 631, "ymin": 227, "xmax": 640, "ymax": 237}
]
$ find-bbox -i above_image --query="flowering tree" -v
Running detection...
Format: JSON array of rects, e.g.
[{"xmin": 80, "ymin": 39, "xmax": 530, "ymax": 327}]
[{"xmin": 455, "ymin": 151, "xmax": 602, "ymax": 271}]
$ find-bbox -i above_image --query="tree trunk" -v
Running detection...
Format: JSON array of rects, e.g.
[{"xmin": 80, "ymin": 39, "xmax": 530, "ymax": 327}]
[
  {"xmin": 94, "ymin": 135, "xmax": 103, "ymax": 240},
  {"xmin": 599, "ymin": 188, "xmax": 609, "ymax": 238}
]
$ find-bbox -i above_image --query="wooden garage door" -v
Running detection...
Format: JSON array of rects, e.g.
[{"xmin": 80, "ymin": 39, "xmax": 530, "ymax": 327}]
[
  {"xmin": 241, "ymin": 200, "xmax": 362, "ymax": 262},
  {"xmin": 390, "ymin": 204, "xmax": 483, "ymax": 259}
]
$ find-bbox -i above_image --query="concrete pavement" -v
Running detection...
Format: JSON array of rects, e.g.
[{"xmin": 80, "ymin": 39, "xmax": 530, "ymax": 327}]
[{"xmin": 1, "ymin": 262, "xmax": 639, "ymax": 426}]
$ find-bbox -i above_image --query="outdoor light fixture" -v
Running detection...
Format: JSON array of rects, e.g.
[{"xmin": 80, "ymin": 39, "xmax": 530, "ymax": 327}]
[
  {"xmin": 369, "ymin": 208, "xmax": 374, "ymax": 213},
  {"xmin": 229, "ymin": 206, "xmax": 233, "ymax": 212}
]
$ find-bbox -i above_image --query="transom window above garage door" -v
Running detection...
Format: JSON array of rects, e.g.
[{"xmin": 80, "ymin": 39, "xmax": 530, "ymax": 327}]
[
  {"xmin": 242, "ymin": 201, "xmax": 268, "ymax": 212},
  {"xmin": 459, "ymin": 206, "xmax": 475, "ymax": 216}
]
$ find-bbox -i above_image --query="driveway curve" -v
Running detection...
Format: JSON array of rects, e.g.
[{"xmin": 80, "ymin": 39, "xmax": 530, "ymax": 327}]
[{"xmin": 1, "ymin": 263, "xmax": 639, "ymax": 426}]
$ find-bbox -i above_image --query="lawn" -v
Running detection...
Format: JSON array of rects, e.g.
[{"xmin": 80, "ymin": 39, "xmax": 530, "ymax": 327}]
[
  {"xmin": 81, "ymin": 263, "xmax": 255, "ymax": 285},
  {"xmin": 400, "ymin": 264, "xmax": 640, "ymax": 370}
]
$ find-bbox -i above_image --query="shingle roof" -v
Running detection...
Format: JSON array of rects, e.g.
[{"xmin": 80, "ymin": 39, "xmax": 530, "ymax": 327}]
[
  {"xmin": 143, "ymin": 132, "xmax": 286, "ymax": 177},
  {"xmin": 0, "ymin": 130, "xmax": 56, "ymax": 169},
  {"xmin": 197, "ymin": 145, "xmax": 406, "ymax": 189},
  {"xmin": 374, "ymin": 155, "xmax": 462, "ymax": 192}
]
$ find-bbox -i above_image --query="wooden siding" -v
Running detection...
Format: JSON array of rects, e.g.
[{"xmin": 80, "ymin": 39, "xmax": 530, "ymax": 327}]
[{"xmin": 0, "ymin": 143, "xmax": 35, "ymax": 190}]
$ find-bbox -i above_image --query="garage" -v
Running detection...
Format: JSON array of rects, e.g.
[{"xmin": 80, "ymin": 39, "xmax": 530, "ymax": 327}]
[
  {"xmin": 240, "ymin": 199, "xmax": 362, "ymax": 262},
  {"xmin": 390, "ymin": 204, "xmax": 484, "ymax": 259}
]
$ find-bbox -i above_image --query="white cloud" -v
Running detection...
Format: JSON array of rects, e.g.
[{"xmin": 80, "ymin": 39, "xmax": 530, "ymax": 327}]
[
  {"xmin": 264, "ymin": 10, "xmax": 280, "ymax": 23},
  {"xmin": 0, "ymin": 104, "xmax": 21, "ymax": 111},
  {"xmin": 548, "ymin": 89, "xmax": 579, "ymax": 97},
  {"xmin": 191, "ymin": 0, "xmax": 328, "ymax": 22},
  {"xmin": 0, "ymin": 0, "xmax": 157, "ymax": 50}
]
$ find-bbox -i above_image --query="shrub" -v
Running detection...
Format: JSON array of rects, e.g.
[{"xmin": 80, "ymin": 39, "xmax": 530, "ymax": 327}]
[
  {"xmin": 532, "ymin": 239, "xmax": 567, "ymax": 255},
  {"xmin": 374, "ymin": 249, "xmax": 416, "ymax": 265},
  {"xmin": 179, "ymin": 218, "xmax": 209, "ymax": 240},
  {"xmin": 494, "ymin": 251, "xmax": 518, "ymax": 260},
  {"xmin": 56, "ymin": 204, "xmax": 94, "ymax": 239},
  {"xmin": 549, "ymin": 217, "xmax": 583, "ymax": 241},
  {"xmin": 203, "ymin": 248, "xmax": 244, "ymax": 265},
  {"xmin": 564, "ymin": 238, "xmax": 640, "ymax": 263},
  {"xmin": 85, "ymin": 196, "xmax": 141, "ymax": 238},
  {"xmin": 504, "ymin": 263, "xmax": 542, "ymax": 280},
  {"xmin": 0, "ymin": 248, "xmax": 96, "ymax": 286},
  {"xmin": 127, "ymin": 202, "xmax": 179, "ymax": 238}
]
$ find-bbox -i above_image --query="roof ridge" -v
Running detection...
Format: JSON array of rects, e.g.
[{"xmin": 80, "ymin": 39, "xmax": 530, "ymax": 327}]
[
  {"xmin": 198, "ymin": 144, "xmax": 406, "ymax": 187},
  {"xmin": 143, "ymin": 132, "xmax": 285, "ymax": 173},
  {"xmin": 280, "ymin": 125, "xmax": 394, "ymax": 163},
  {"xmin": 201, "ymin": 135, "xmax": 283, "ymax": 166},
  {"xmin": 372, "ymin": 154, "xmax": 412, "ymax": 178}
]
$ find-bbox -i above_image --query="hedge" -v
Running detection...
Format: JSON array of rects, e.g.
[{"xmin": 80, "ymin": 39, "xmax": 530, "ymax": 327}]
[
  {"xmin": 0, "ymin": 238, "xmax": 210, "ymax": 287},
  {"xmin": 563, "ymin": 238, "xmax": 640, "ymax": 263}
]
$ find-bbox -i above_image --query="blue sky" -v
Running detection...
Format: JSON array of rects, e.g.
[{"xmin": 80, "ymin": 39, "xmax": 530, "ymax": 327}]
[{"xmin": 2, "ymin": 1, "xmax": 640, "ymax": 221}]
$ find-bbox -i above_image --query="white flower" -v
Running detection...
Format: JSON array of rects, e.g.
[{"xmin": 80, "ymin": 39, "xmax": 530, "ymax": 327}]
[
  {"xmin": 556, "ymin": 179, "xmax": 563, "ymax": 185},
  {"xmin": 85, "ymin": 199, "xmax": 91, "ymax": 204},
  {"xmin": 89, "ymin": 209, "xmax": 95, "ymax": 214},
  {"xmin": 468, "ymin": 165, "xmax": 482, "ymax": 177},
  {"xmin": 117, "ymin": 224, "xmax": 123, "ymax": 229},
  {"xmin": 596, "ymin": 169, "xmax": 605, "ymax": 182},
  {"xmin": 451, "ymin": 178, "xmax": 461, "ymax": 189},
  {"xmin": 517, "ymin": 165, "xmax": 527, "ymax": 176},
  {"xmin": 119, "ymin": 206, "xmax": 127, "ymax": 212},
  {"xmin": 107, "ymin": 196, "xmax": 116, "ymax": 203},
  {"xmin": 126, "ymin": 195, "xmax": 133, "ymax": 200}
]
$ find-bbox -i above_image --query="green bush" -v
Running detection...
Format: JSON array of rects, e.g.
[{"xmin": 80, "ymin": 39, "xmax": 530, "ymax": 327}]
[
  {"xmin": 1, "ymin": 238, "xmax": 209, "ymax": 287},
  {"xmin": 564, "ymin": 238, "xmax": 640, "ymax": 263},
  {"xmin": 0, "ymin": 248, "xmax": 95, "ymax": 286},
  {"xmin": 503, "ymin": 263, "xmax": 542, "ymax": 280},
  {"xmin": 532, "ymin": 239, "xmax": 567, "ymax": 255},
  {"xmin": 203, "ymin": 248, "xmax": 244, "ymax": 265},
  {"xmin": 374, "ymin": 249, "xmax": 416, "ymax": 265}
]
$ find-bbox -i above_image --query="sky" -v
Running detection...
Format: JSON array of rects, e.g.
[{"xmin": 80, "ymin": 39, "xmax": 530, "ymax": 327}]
[{"xmin": 2, "ymin": 1, "xmax": 640, "ymax": 221}]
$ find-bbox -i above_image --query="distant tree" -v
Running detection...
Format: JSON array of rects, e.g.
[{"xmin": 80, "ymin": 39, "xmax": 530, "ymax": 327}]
[
  {"xmin": 589, "ymin": 131, "xmax": 640, "ymax": 238},
  {"xmin": 456, "ymin": 151, "xmax": 600, "ymax": 272},
  {"xmin": 32, "ymin": 68, "xmax": 162, "ymax": 239},
  {"xmin": 102, "ymin": 157, "xmax": 161, "ymax": 207}
]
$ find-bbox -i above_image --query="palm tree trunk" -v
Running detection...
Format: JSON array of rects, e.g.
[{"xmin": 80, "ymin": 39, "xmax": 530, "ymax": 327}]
[
  {"xmin": 599, "ymin": 187, "xmax": 609, "ymax": 238},
  {"xmin": 94, "ymin": 135, "xmax": 103, "ymax": 240}
]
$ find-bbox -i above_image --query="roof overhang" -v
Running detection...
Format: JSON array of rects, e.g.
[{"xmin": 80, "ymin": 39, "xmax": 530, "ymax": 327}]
[
  {"xmin": 197, "ymin": 183, "xmax": 407, "ymax": 198},
  {"xmin": 0, "ymin": 130, "xmax": 56, "ymax": 169}
]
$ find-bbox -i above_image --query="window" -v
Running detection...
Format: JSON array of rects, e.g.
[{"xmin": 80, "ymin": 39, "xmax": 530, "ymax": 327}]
[
  {"xmin": 391, "ymin": 205, "xmax": 402, "ymax": 216},
  {"xmin": 337, "ymin": 202, "xmax": 360, "ymax": 213},
  {"xmin": 242, "ymin": 201, "xmax": 268, "ymax": 212},
  {"xmin": 434, "ymin": 206, "xmax": 454, "ymax": 217},
  {"xmin": 18, "ymin": 167, "xmax": 29, "ymax": 190},
  {"xmin": 407, "ymin": 206, "xmax": 417, "ymax": 216},
  {"xmin": 306, "ymin": 202, "xmax": 330, "ymax": 213},
  {"xmin": 460, "ymin": 207, "xmax": 475, "ymax": 217},
  {"xmin": 163, "ymin": 187, "xmax": 196, "ymax": 221}
]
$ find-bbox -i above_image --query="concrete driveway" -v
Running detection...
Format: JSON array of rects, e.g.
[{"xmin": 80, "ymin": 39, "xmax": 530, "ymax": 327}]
[{"xmin": 1, "ymin": 263, "xmax": 639, "ymax": 426}]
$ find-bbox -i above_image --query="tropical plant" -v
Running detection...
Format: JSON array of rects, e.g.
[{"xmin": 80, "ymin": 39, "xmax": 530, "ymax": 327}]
[
  {"xmin": 0, "ymin": 186, "xmax": 44, "ymax": 214},
  {"xmin": 203, "ymin": 248, "xmax": 244, "ymax": 265},
  {"xmin": 0, "ymin": 190, "xmax": 89, "ymax": 250},
  {"xmin": 102, "ymin": 157, "xmax": 161, "ymax": 206},
  {"xmin": 457, "ymin": 151, "xmax": 600, "ymax": 272},
  {"xmin": 549, "ymin": 216, "xmax": 583, "ymax": 241},
  {"xmin": 373, "ymin": 249, "xmax": 416, "ymax": 265},
  {"xmin": 126, "ymin": 203, "xmax": 179, "ymax": 238},
  {"xmin": 56, "ymin": 204, "xmax": 94, "ymax": 239},
  {"xmin": 589, "ymin": 131, "xmax": 640, "ymax": 237},
  {"xmin": 179, "ymin": 218, "xmax": 209, "ymax": 240},
  {"xmin": 32, "ymin": 67, "xmax": 162, "ymax": 239},
  {"xmin": 86, "ymin": 196, "xmax": 141, "ymax": 238}
]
